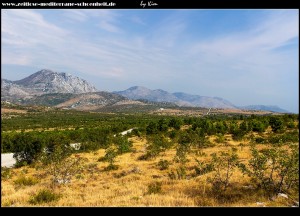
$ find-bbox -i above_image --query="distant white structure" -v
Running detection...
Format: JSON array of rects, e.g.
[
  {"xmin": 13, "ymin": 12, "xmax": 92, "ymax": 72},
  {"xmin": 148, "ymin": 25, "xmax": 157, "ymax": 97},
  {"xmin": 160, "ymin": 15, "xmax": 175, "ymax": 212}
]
[
  {"xmin": 114, "ymin": 128, "xmax": 136, "ymax": 137},
  {"xmin": 1, "ymin": 153, "xmax": 16, "ymax": 168},
  {"xmin": 159, "ymin": 108, "xmax": 164, "ymax": 111}
]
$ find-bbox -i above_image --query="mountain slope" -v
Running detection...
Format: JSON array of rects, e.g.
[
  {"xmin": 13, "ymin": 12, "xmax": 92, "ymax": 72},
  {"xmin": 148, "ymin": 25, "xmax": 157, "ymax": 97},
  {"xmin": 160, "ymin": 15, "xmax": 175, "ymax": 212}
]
[
  {"xmin": 115, "ymin": 86, "xmax": 236, "ymax": 109},
  {"xmin": 114, "ymin": 86, "xmax": 183, "ymax": 103},
  {"xmin": 14, "ymin": 69, "xmax": 97, "ymax": 94},
  {"xmin": 239, "ymin": 105, "xmax": 290, "ymax": 113},
  {"xmin": 2, "ymin": 70, "xmax": 290, "ymax": 113},
  {"xmin": 173, "ymin": 92, "xmax": 236, "ymax": 109}
]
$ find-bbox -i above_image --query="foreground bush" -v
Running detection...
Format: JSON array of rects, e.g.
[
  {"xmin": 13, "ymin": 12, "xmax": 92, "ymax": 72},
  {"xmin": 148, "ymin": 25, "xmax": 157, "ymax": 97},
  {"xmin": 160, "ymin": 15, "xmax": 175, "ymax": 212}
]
[
  {"xmin": 239, "ymin": 144, "xmax": 299, "ymax": 196},
  {"xmin": 38, "ymin": 145, "xmax": 84, "ymax": 185},
  {"xmin": 29, "ymin": 189, "xmax": 60, "ymax": 205},
  {"xmin": 14, "ymin": 176, "xmax": 39, "ymax": 186}
]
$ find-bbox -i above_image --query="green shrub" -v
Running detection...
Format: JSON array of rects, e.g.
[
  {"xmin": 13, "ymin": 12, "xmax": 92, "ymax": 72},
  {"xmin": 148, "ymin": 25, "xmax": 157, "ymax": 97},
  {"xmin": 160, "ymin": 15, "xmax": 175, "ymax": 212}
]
[
  {"xmin": 147, "ymin": 182, "xmax": 162, "ymax": 194},
  {"xmin": 14, "ymin": 176, "xmax": 39, "ymax": 186},
  {"xmin": 104, "ymin": 146, "xmax": 118, "ymax": 170},
  {"xmin": 286, "ymin": 122, "xmax": 295, "ymax": 129},
  {"xmin": 209, "ymin": 148, "xmax": 240, "ymax": 192},
  {"xmin": 114, "ymin": 136, "xmax": 133, "ymax": 154},
  {"xmin": 215, "ymin": 134, "xmax": 225, "ymax": 143},
  {"xmin": 269, "ymin": 116, "xmax": 284, "ymax": 133},
  {"xmin": 157, "ymin": 159, "xmax": 170, "ymax": 170},
  {"xmin": 194, "ymin": 159, "xmax": 214, "ymax": 176},
  {"xmin": 168, "ymin": 166, "xmax": 187, "ymax": 180},
  {"xmin": 146, "ymin": 122, "xmax": 158, "ymax": 135},
  {"xmin": 255, "ymin": 137, "xmax": 265, "ymax": 144},
  {"xmin": 139, "ymin": 135, "xmax": 171, "ymax": 160},
  {"xmin": 267, "ymin": 131, "xmax": 299, "ymax": 144},
  {"xmin": 168, "ymin": 118, "xmax": 183, "ymax": 130},
  {"xmin": 12, "ymin": 133, "xmax": 44, "ymax": 166},
  {"xmin": 1, "ymin": 167, "xmax": 12, "ymax": 180},
  {"xmin": 38, "ymin": 145, "xmax": 83, "ymax": 185},
  {"xmin": 239, "ymin": 144, "xmax": 299, "ymax": 196},
  {"xmin": 104, "ymin": 164, "xmax": 119, "ymax": 171},
  {"xmin": 29, "ymin": 189, "xmax": 60, "ymax": 204}
]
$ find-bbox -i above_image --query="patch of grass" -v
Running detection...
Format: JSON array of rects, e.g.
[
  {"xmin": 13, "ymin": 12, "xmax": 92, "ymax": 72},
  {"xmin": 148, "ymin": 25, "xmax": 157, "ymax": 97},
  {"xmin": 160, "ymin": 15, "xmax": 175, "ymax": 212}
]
[
  {"xmin": 14, "ymin": 176, "xmax": 39, "ymax": 186},
  {"xmin": 29, "ymin": 189, "xmax": 61, "ymax": 205},
  {"xmin": 98, "ymin": 156, "xmax": 106, "ymax": 162},
  {"xmin": 147, "ymin": 181, "xmax": 162, "ymax": 194},
  {"xmin": 157, "ymin": 159, "xmax": 170, "ymax": 170},
  {"xmin": 1, "ymin": 167, "xmax": 13, "ymax": 180},
  {"xmin": 104, "ymin": 164, "xmax": 119, "ymax": 171}
]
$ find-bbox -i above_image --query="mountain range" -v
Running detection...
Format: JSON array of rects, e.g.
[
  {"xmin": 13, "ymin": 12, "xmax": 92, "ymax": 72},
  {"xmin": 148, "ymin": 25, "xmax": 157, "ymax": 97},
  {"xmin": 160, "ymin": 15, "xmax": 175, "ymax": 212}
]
[
  {"xmin": 1, "ymin": 69, "xmax": 290, "ymax": 113},
  {"xmin": 114, "ymin": 86, "xmax": 236, "ymax": 109}
]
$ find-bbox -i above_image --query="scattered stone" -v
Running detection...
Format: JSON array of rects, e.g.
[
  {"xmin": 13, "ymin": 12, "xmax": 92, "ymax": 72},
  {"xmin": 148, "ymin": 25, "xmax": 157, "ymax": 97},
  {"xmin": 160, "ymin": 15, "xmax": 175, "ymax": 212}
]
[
  {"xmin": 55, "ymin": 178, "xmax": 71, "ymax": 184},
  {"xmin": 242, "ymin": 185, "xmax": 254, "ymax": 190},
  {"xmin": 277, "ymin": 193, "xmax": 288, "ymax": 199},
  {"xmin": 130, "ymin": 166, "xmax": 141, "ymax": 174},
  {"xmin": 256, "ymin": 202, "xmax": 265, "ymax": 207}
]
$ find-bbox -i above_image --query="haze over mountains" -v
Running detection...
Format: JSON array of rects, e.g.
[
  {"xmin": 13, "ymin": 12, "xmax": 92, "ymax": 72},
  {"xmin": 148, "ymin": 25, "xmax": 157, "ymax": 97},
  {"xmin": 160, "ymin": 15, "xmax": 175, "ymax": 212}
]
[
  {"xmin": 114, "ymin": 86, "xmax": 236, "ymax": 109},
  {"xmin": 1, "ymin": 69, "xmax": 290, "ymax": 113}
]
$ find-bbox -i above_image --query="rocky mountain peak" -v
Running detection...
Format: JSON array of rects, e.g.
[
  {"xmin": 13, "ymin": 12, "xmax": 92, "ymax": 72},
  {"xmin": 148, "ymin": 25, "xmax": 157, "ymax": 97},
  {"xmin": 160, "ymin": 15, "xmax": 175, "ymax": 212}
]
[{"xmin": 2, "ymin": 69, "xmax": 98, "ymax": 99}]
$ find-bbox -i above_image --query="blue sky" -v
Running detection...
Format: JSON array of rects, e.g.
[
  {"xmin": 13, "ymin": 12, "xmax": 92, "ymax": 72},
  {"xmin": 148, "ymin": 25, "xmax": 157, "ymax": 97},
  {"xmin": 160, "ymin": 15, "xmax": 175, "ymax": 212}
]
[{"xmin": 1, "ymin": 9, "xmax": 299, "ymax": 113}]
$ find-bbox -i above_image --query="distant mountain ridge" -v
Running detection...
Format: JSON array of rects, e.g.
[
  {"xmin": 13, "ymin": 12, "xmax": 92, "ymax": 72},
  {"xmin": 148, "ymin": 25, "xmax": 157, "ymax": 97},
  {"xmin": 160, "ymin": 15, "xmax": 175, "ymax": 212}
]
[
  {"xmin": 1, "ymin": 70, "xmax": 291, "ymax": 113},
  {"xmin": 239, "ymin": 105, "xmax": 290, "ymax": 113},
  {"xmin": 114, "ymin": 86, "xmax": 237, "ymax": 109}
]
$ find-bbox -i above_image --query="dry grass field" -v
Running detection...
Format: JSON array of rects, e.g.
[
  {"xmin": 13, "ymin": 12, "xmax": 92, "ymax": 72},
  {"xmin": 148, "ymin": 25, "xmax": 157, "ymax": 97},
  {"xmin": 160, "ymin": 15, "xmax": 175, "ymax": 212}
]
[{"xmin": 2, "ymin": 130, "xmax": 298, "ymax": 207}]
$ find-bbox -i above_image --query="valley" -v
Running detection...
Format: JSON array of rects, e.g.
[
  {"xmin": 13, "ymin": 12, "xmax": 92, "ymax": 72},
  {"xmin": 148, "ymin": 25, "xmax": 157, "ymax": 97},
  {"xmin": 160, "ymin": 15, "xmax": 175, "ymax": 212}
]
[
  {"xmin": 1, "ymin": 70, "xmax": 298, "ymax": 207},
  {"xmin": 1, "ymin": 103, "xmax": 298, "ymax": 207}
]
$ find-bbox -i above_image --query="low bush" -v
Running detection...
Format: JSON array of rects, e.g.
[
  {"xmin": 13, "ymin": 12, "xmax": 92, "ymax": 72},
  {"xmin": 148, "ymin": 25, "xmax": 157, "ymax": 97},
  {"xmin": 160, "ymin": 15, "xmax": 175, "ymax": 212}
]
[
  {"xmin": 29, "ymin": 189, "xmax": 60, "ymax": 204},
  {"xmin": 147, "ymin": 182, "xmax": 162, "ymax": 194},
  {"xmin": 157, "ymin": 159, "xmax": 170, "ymax": 170},
  {"xmin": 14, "ymin": 176, "xmax": 39, "ymax": 186}
]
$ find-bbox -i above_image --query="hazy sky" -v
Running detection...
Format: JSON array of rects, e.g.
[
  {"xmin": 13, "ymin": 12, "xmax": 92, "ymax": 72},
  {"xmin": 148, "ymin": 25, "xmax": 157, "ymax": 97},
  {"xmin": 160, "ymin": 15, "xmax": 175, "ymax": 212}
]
[{"xmin": 1, "ymin": 9, "xmax": 299, "ymax": 113}]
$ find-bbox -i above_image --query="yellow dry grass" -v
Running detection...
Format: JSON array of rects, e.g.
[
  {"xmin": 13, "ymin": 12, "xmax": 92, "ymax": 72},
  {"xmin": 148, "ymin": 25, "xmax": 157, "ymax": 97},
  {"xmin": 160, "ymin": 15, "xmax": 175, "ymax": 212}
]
[
  {"xmin": 1, "ymin": 108, "xmax": 27, "ymax": 114},
  {"xmin": 1, "ymin": 133, "xmax": 298, "ymax": 207}
]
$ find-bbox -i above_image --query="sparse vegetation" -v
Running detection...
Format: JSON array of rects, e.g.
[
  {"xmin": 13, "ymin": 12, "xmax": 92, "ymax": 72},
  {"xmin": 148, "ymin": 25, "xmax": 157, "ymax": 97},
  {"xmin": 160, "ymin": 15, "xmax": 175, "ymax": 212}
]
[
  {"xmin": 104, "ymin": 146, "xmax": 119, "ymax": 171},
  {"xmin": 37, "ymin": 145, "xmax": 84, "ymax": 185},
  {"xmin": 14, "ymin": 175, "xmax": 39, "ymax": 186},
  {"xmin": 29, "ymin": 189, "xmax": 61, "ymax": 205},
  {"xmin": 157, "ymin": 159, "xmax": 170, "ymax": 170},
  {"xmin": 1, "ymin": 108, "xmax": 298, "ymax": 206},
  {"xmin": 1, "ymin": 167, "xmax": 13, "ymax": 180},
  {"xmin": 147, "ymin": 182, "xmax": 162, "ymax": 194}
]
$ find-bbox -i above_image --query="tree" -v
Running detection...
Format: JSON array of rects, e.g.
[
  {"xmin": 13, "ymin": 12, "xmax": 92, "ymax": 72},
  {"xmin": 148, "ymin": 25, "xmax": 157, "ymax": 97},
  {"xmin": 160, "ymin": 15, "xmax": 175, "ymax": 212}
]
[
  {"xmin": 104, "ymin": 145, "xmax": 118, "ymax": 170},
  {"xmin": 38, "ymin": 145, "xmax": 83, "ymax": 185},
  {"xmin": 215, "ymin": 121, "xmax": 227, "ymax": 134},
  {"xmin": 168, "ymin": 118, "xmax": 182, "ymax": 130},
  {"xmin": 157, "ymin": 118, "xmax": 169, "ymax": 132},
  {"xmin": 251, "ymin": 119, "xmax": 267, "ymax": 133},
  {"xmin": 269, "ymin": 117, "xmax": 284, "ymax": 133},
  {"xmin": 239, "ymin": 144, "xmax": 299, "ymax": 196},
  {"xmin": 209, "ymin": 148, "xmax": 240, "ymax": 192},
  {"xmin": 114, "ymin": 135, "xmax": 133, "ymax": 154},
  {"xmin": 12, "ymin": 133, "xmax": 44, "ymax": 166},
  {"xmin": 146, "ymin": 122, "xmax": 158, "ymax": 135}
]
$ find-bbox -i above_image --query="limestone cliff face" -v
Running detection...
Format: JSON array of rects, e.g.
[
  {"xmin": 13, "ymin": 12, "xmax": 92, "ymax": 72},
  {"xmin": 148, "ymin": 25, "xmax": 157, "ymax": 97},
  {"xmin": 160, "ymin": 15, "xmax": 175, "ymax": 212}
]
[{"xmin": 13, "ymin": 69, "xmax": 97, "ymax": 94}]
